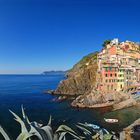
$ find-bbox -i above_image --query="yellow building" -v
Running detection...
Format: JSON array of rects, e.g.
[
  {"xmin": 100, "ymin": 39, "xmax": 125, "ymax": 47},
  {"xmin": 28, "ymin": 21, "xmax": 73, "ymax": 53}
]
[{"xmin": 116, "ymin": 69, "xmax": 125, "ymax": 91}]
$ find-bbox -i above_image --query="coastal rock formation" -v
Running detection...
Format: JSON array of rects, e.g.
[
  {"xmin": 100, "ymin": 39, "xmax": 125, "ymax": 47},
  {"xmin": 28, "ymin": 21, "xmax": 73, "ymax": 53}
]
[
  {"xmin": 71, "ymin": 89, "xmax": 132, "ymax": 109},
  {"xmin": 54, "ymin": 52, "xmax": 98, "ymax": 95},
  {"xmin": 51, "ymin": 39, "xmax": 140, "ymax": 111}
]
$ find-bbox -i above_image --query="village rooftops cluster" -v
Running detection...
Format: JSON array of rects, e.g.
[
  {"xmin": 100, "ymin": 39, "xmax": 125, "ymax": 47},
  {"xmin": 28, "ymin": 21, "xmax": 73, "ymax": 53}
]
[{"xmin": 96, "ymin": 39, "xmax": 140, "ymax": 92}]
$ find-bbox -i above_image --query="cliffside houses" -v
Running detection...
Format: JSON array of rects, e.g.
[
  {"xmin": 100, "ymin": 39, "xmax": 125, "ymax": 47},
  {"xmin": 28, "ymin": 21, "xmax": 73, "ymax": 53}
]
[{"xmin": 97, "ymin": 39, "xmax": 140, "ymax": 92}]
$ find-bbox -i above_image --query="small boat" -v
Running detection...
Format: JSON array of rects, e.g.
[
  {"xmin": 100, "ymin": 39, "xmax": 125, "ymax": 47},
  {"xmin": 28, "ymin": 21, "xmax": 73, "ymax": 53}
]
[{"xmin": 104, "ymin": 118, "xmax": 118, "ymax": 123}]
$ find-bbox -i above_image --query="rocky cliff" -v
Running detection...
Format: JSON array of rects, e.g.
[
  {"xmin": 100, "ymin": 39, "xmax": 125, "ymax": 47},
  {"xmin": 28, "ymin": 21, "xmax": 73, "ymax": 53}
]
[
  {"xmin": 53, "ymin": 52, "xmax": 98, "ymax": 95},
  {"xmin": 51, "ymin": 50, "xmax": 137, "ymax": 111}
]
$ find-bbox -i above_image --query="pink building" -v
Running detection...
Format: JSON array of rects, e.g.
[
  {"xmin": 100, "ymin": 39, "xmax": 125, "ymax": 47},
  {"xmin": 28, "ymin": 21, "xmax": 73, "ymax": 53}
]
[{"xmin": 101, "ymin": 66, "xmax": 118, "ymax": 91}]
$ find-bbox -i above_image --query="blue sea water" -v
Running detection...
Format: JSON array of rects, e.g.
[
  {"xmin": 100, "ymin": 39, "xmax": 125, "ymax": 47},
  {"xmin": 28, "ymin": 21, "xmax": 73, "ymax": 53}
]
[{"xmin": 0, "ymin": 74, "xmax": 140, "ymax": 139}]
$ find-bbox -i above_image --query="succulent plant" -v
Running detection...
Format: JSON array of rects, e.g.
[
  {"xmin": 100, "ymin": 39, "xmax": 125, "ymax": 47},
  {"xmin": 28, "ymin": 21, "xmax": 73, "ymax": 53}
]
[
  {"xmin": 0, "ymin": 106, "xmax": 81, "ymax": 140},
  {"xmin": 0, "ymin": 106, "xmax": 119, "ymax": 140}
]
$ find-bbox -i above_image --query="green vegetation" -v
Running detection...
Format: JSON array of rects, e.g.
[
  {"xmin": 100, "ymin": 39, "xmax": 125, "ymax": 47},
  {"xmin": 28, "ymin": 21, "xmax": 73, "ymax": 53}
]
[
  {"xmin": 78, "ymin": 52, "xmax": 98, "ymax": 69},
  {"xmin": 0, "ymin": 107, "xmax": 119, "ymax": 140},
  {"xmin": 79, "ymin": 52, "xmax": 98, "ymax": 63},
  {"xmin": 74, "ymin": 52, "xmax": 98, "ymax": 69},
  {"xmin": 67, "ymin": 51, "xmax": 98, "ymax": 74},
  {"xmin": 102, "ymin": 40, "xmax": 112, "ymax": 48}
]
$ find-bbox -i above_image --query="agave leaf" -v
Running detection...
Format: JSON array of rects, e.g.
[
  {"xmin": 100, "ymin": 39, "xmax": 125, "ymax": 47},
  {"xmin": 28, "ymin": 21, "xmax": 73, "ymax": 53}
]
[
  {"xmin": 48, "ymin": 116, "xmax": 52, "ymax": 126},
  {"xmin": 53, "ymin": 133, "xmax": 59, "ymax": 140},
  {"xmin": 76, "ymin": 125, "xmax": 92, "ymax": 135},
  {"xmin": 16, "ymin": 132, "xmax": 32, "ymax": 140},
  {"xmin": 29, "ymin": 124, "xmax": 43, "ymax": 140},
  {"xmin": 42, "ymin": 125, "xmax": 53, "ymax": 139},
  {"xmin": 9, "ymin": 110, "xmax": 28, "ymax": 133},
  {"xmin": 103, "ymin": 134, "xmax": 112, "ymax": 140},
  {"xmin": 26, "ymin": 115, "xmax": 30, "ymax": 124},
  {"xmin": 21, "ymin": 107, "xmax": 32, "ymax": 132},
  {"xmin": 56, "ymin": 125, "xmax": 76, "ymax": 134},
  {"xmin": 92, "ymin": 133, "xmax": 100, "ymax": 139},
  {"xmin": 78, "ymin": 123, "xmax": 87, "ymax": 127},
  {"xmin": 31, "ymin": 122, "xmax": 42, "ymax": 128},
  {"xmin": 30, "ymin": 122, "xmax": 53, "ymax": 140},
  {"xmin": 99, "ymin": 130, "xmax": 104, "ymax": 140},
  {"xmin": 21, "ymin": 105, "xmax": 26, "ymax": 119},
  {"xmin": 0, "ymin": 125, "xmax": 11, "ymax": 140},
  {"xmin": 78, "ymin": 122, "xmax": 94, "ymax": 128},
  {"xmin": 61, "ymin": 131, "xmax": 81, "ymax": 140},
  {"xmin": 56, "ymin": 125, "xmax": 82, "ymax": 140},
  {"xmin": 78, "ymin": 122, "xmax": 100, "ymax": 131},
  {"xmin": 58, "ymin": 132, "xmax": 66, "ymax": 140},
  {"xmin": 63, "ymin": 136, "xmax": 66, "ymax": 140},
  {"xmin": 102, "ymin": 128, "xmax": 109, "ymax": 134}
]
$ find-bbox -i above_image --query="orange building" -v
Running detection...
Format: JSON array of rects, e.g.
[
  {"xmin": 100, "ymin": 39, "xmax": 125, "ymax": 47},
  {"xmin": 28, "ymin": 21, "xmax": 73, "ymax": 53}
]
[{"xmin": 108, "ymin": 45, "xmax": 117, "ymax": 55}]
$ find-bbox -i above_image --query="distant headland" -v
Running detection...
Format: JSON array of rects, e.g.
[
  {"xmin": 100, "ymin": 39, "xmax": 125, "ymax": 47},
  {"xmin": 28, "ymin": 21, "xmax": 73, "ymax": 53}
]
[{"xmin": 42, "ymin": 70, "xmax": 66, "ymax": 75}]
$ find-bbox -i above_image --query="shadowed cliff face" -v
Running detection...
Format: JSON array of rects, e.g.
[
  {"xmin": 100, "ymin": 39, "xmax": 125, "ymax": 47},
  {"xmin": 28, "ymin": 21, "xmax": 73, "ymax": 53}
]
[{"xmin": 54, "ymin": 52, "xmax": 98, "ymax": 95}]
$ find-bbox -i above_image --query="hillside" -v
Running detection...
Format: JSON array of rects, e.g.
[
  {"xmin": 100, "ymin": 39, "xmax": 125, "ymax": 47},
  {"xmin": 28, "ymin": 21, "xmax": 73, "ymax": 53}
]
[{"xmin": 53, "ymin": 52, "xmax": 98, "ymax": 95}]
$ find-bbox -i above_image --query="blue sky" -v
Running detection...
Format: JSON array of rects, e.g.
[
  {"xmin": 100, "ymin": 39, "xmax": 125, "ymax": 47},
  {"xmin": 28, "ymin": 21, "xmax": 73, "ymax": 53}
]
[{"xmin": 0, "ymin": 0, "xmax": 140, "ymax": 74}]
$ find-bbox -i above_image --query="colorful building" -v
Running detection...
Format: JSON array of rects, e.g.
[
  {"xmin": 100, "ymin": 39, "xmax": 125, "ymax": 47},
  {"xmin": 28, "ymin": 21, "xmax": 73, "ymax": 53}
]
[{"xmin": 97, "ymin": 39, "xmax": 140, "ymax": 92}]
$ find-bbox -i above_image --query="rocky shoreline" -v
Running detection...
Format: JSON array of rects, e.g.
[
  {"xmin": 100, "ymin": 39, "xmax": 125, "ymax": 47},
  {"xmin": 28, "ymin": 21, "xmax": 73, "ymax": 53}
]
[
  {"xmin": 47, "ymin": 50, "xmax": 140, "ymax": 112},
  {"xmin": 47, "ymin": 88, "xmax": 139, "ymax": 112}
]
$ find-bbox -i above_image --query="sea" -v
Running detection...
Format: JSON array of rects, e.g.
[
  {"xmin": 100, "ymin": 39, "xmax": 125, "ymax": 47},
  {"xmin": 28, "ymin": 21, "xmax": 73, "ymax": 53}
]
[{"xmin": 0, "ymin": 74, "xmax": 140, "ymax": 139}]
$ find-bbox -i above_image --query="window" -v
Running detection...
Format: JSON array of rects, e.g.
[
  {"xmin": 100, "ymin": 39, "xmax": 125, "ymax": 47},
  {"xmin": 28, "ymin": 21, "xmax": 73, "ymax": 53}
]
[
  {"xmin": 111, "ymin": 85, "xmax": 113, "ymax": 90},
  {"xmin": 115, "ymin": 73, "xmax": 117, "ymax": 77},
  {"xmin": 105, "ymin": 74, "xmax": 108, "ymax": 77},
  {"xmin": 110, "ymin": 74, "xmax": 112, "ymax": 77},
  {"xmin": 106, "ymin": 79, "xmax": 108, "ymax": 82},
  {"xmin": 119, "ymin": 74, "xmax": 122, "ymax": 77},
  {"xmin": 107, "ymin": 85, "xmax": 109, "ymax": 90}
]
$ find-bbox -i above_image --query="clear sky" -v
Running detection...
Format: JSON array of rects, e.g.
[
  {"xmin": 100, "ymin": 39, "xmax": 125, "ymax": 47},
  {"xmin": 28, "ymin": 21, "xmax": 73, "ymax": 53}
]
[{"xmin": 0, "ymin": 0, "xmax": 140, "ymax": 74}]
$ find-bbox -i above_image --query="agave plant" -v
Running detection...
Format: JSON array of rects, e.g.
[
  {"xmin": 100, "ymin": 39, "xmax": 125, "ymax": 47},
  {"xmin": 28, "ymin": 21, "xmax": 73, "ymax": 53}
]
[
  {"xmin": 75, "ymin": 122, "xmax": 119, "ymax": 140},
  {"xmin": 0, "ymin": 106, "xmax": 120, "ymax": 140},
  {"xmin": 0, "ymin": 106, "xmax": 82, "ymax": 140}
]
